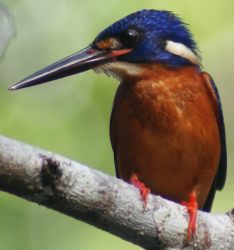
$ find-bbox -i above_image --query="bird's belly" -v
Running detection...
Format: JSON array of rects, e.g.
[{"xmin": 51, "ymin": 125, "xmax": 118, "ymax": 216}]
[{"xmin": 112, "ymin": 96, "xmax": 220, "ymax": 208}]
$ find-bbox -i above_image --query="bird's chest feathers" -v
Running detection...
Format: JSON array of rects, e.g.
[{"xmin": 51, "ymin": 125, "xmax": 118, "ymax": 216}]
[
  {"xmin": 114, "ymin": 66, "xmax": 202, "ymax": 132},
  {"xmin": 111, "ymin": 66, "xmax": 220, "ymax": 205}
]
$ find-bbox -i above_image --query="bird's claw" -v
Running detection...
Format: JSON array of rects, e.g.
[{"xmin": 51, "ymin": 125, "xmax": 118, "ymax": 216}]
[
  {"xmin": 130, "ymin": 173, "xmax": 150, "ymax": 209},
  {"xmin": 181, "ymin": 192, "xmax": 198, "ymax": 242}
]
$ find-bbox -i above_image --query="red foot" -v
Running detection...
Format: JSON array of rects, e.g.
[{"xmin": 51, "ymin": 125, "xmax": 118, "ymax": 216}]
[
  {"xmin": 181, "ymin": 192, "xmax": 198, "ymax": 242},
  {"xmin": 130, "ymin": 173, "xmax": 150, "ymax": 209}
]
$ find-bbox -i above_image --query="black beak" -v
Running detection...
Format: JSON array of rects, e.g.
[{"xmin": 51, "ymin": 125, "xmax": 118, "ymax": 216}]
[{"xmin": 9, "ymin": 46, "xmax": 132, "ymax": 90}]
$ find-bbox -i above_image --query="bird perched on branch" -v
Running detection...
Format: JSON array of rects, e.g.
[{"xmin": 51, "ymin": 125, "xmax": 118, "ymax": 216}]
[{"xmin": 10, "ymin": 9, "xmax": 227, "ymax": 242}]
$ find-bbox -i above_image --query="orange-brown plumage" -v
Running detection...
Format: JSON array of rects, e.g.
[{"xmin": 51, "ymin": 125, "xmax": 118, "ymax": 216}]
[{"xmin": 110, "ymin": 64, "xmax": 221, "ymax": 209}]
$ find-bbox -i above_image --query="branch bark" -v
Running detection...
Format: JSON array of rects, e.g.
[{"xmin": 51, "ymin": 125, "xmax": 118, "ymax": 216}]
[{"xmin": 0, "ymin": 135, "xmax": 233, "ymax": 249}]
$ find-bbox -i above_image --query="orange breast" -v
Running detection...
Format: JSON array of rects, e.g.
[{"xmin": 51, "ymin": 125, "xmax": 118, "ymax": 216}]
[{"xmin": 110, "ymin": 65, "xmax": 220, "ymax": 208}]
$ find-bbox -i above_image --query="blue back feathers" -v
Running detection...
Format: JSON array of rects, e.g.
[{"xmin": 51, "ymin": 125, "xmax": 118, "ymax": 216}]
[{"xmin": 94, "ymin": 10, "xmax": 199, "ymax": 67}]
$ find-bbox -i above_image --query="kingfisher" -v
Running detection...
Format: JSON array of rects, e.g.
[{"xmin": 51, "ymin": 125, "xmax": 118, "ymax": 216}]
[{"xmin": 9, "ymin": 9, "xmax": 227, "ymax": 241}]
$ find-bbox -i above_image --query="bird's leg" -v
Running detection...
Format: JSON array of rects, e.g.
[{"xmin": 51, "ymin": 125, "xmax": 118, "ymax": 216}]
[
  {"xmin": 130, "ymin": 173, "xmax": 150, "ymax": 209},
  {"xmin": 181, "ymin": 191, "xmax": 198, "ymax": 242}
]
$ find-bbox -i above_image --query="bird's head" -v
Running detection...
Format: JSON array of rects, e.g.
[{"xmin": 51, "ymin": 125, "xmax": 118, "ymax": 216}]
[{"xmin": 10, "ymin": 9, "xmax": 200, "ymax": 90}]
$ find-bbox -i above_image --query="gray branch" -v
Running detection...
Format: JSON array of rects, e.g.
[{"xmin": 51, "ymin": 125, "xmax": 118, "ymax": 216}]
[{"xmin": 0, "ymin": 135, "xmax": 233, "ymax": 249}]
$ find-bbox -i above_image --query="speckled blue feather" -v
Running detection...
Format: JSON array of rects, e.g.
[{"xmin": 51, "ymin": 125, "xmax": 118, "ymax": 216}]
[{"xmin": 94, "ymin": 9, "xmax": 199, "ymax": 67}]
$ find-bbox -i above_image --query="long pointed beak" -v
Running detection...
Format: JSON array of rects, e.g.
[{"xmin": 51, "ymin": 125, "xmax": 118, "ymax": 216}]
[{"xmin": 9, "ymin": 46, "xmax": 132, "ymax": 90}]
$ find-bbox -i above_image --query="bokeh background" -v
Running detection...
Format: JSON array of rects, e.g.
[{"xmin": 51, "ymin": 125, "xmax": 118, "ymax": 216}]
[{"xmin": 0, "ymin": 0, "xmax": 233, "ymax": 249}]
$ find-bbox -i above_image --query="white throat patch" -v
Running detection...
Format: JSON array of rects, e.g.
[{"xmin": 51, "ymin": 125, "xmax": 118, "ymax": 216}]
[
  {"xmin": 94, "ymin": 62, "xmax": 143, "ymax": 80},
  {"xmin": 165, "ymin": 40, "xmax": 200, "ymax": 64}
]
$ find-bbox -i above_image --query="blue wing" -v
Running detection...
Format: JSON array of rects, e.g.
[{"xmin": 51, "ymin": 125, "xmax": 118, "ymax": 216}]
[{"xmin": 202, "ymin": 72, "xmax": 227, "ymax": 211}]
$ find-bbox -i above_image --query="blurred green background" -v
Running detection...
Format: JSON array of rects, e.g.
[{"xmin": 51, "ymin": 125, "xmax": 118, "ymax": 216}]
[{"xmin": 0, "ymin": 0, "xmax": 233, "ymax": 249}]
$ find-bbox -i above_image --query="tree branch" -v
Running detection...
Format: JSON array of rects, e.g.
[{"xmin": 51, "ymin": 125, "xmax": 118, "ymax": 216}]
[{"xmin": 0, "ymin": 135, "xmax": 233, "ymax": 249}]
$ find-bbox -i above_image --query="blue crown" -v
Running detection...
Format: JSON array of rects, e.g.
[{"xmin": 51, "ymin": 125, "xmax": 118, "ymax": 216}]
[{"xmin": 94, "ymin": 9, "xmax": 199, "ymax": 67}]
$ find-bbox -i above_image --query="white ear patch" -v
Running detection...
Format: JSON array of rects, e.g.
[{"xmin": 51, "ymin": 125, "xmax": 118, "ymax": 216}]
[{"xmin": 165, "ymin": 40, "xmax": 200, "ymax": 64}]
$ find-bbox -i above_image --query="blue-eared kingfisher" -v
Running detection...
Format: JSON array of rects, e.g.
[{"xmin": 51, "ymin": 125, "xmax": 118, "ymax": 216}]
[{"xmin": 9, "ymin": 9, "xmax": 227, "ymax": 241}]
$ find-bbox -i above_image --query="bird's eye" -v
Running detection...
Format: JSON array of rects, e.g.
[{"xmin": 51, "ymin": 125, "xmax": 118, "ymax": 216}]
[{"xmin": 119, "ymin": 29, "xmax": 140, "ymax": 48}]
